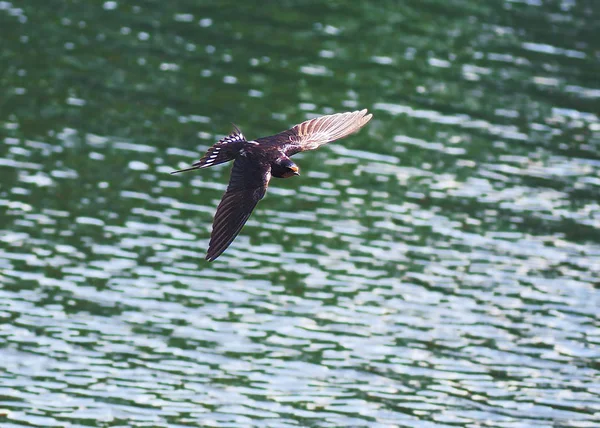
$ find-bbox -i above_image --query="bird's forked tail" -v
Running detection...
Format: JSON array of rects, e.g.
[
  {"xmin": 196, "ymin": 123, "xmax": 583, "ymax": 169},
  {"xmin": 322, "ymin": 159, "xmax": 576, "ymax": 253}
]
[{"xmin": 171, "ymin": 125, "xmax": 247, "ymax": 174}]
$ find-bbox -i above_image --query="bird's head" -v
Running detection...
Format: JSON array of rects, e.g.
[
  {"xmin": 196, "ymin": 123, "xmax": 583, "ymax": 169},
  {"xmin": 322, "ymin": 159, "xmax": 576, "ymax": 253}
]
[
  {"xmin": 272, "ymin": 157, "xmax": 300, "ymax": 178},
  {"xmin": 283, "ymin": 163, "xmax": 300, "ymax": 178}
]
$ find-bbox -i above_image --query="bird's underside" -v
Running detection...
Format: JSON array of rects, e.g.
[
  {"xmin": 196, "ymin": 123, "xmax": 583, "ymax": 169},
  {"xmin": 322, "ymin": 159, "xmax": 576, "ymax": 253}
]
[{"xmin": 171, "ymin": 109, "xmax": 373, "ymax": 261}]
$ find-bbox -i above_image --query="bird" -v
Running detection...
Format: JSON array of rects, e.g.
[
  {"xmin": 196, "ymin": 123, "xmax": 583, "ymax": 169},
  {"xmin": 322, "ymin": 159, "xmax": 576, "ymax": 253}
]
[{"xmin": 171, "ymin": 109, "xmax": 373, "ymax": 261}]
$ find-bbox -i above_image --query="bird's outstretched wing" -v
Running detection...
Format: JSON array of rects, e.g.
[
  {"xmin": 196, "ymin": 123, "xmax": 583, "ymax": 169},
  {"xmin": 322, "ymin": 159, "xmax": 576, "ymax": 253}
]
[
  {"xmin": 206, "ymin": 156, "xmax": 271, "ymax": 261},
  {"xmin": 265, "ymin": 109, "xmax": 372, "ymax": 156},
  {"xmin": 171, "ymin": 125, "xmax": 246, "ymax": 174}
]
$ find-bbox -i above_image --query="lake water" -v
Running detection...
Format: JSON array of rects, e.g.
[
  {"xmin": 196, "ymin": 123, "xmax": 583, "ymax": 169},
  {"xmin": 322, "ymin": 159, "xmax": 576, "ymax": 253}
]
[{"xmin": 1, "ymin": 1, "xmax": 599, "ymax": 427}]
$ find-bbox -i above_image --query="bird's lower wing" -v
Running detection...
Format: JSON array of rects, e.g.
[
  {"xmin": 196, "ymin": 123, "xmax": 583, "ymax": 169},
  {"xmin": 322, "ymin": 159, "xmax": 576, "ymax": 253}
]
[{"xmin": 206, "ymin": 157, "xmax": 271, "ymax": 261}]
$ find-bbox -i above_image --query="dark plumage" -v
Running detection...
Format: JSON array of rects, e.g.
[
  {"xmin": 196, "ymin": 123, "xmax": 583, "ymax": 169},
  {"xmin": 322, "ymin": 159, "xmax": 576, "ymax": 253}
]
[{"xmin": 171, "ymin": 109, "xmax": 373, "ymax": 261}]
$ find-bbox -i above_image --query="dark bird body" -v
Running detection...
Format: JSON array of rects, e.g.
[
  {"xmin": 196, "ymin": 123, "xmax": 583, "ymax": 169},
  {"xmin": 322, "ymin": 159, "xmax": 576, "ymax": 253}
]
[{"xmin": 171, "ymin": 109, "xmax": 373, "ymax": 261}]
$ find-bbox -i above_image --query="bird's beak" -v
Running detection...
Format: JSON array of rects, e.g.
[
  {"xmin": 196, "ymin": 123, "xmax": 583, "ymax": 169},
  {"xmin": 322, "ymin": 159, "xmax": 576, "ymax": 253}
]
[{"xmin": 292, "ymin": 166, "xmax": 300, "ymax": 176}]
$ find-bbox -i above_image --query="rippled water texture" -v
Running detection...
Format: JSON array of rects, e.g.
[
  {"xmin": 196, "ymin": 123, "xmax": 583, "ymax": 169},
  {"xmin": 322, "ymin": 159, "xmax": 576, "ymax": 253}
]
[{"xmin": 1, "ymin": 1, "xmax": 599, "ymax": 427}]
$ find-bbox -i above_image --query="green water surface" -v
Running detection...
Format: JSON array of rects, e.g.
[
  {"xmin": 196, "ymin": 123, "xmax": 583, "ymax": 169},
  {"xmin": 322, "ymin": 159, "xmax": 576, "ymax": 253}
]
[{"xmin": 1, "ymin": 1, "xmax": 599, "ymax": 427}]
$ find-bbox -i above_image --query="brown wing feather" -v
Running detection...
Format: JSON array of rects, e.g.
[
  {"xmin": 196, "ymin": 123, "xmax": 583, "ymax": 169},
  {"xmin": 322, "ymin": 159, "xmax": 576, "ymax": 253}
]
[
  {"xmin": 278, "ymin": 109, "xmax": 372, "ymax": 156},
  {"xmin": 206, "ymin": 157, "xmax": 270, "ymax": 261}
]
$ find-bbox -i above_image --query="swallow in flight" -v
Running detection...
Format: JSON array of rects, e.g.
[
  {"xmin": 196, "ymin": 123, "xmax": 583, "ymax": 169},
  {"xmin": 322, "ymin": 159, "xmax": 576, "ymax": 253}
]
[{"xmin": 171, "ymin": 109, "xmax": 373, "ymax": 261}]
